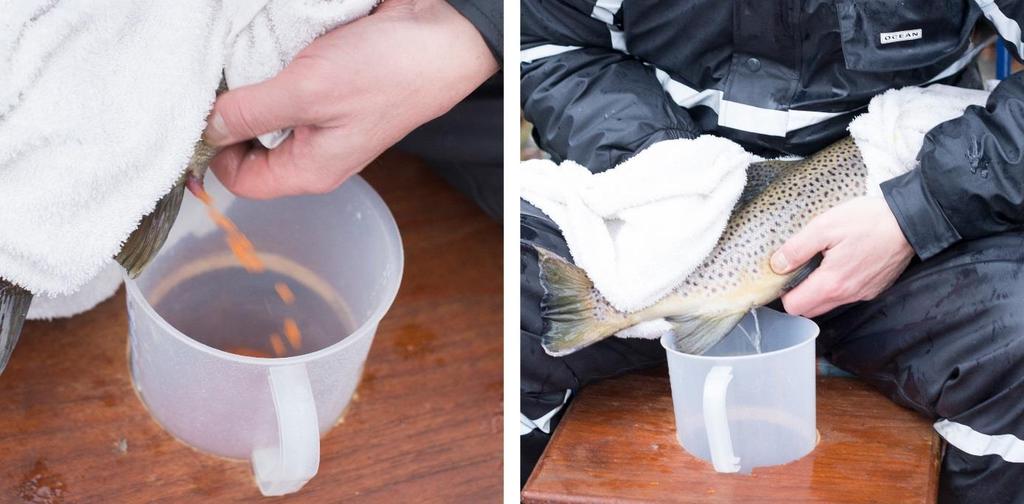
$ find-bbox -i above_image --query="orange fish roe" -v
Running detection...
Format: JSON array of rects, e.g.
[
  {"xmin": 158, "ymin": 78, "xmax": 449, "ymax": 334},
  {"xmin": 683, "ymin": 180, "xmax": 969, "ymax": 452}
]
[
  {"xmin": 190, "ymin": 183, "xmax": 265, "ymax": 273},
  {"xmin": 275, "ymin": 282, "xmax": 296, "ymax": 305},
  {"xmin": 283, "ymin": 317, "xmax": 302, "ymax": 350},
  {"xmin": 269, "ymin": 333, "xmax": 287, "ymax": 357},
  {"xmin": 229, "ymin": 346, "xmax": 274, "ymax": 358},
  {"xmin": 188, "ymin": 178, "xmax": 307, "ymax": 360}
]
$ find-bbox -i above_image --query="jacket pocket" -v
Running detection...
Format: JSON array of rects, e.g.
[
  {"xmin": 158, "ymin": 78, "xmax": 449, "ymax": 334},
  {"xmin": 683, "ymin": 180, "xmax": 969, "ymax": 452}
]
[{"xmin": 835, "ymin": 0, "xmax": 973, "ymax": 71}]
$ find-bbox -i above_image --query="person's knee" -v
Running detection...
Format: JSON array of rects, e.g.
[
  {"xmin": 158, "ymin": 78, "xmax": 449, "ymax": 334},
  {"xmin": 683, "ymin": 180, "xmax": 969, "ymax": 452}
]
[
  {"xmin": 938, "ymin": 444, "xmax": 1024, "ymax": 504},
  {"xmin": 933, "ymin": 317, "xmax": 1024, "ymax": 415}
]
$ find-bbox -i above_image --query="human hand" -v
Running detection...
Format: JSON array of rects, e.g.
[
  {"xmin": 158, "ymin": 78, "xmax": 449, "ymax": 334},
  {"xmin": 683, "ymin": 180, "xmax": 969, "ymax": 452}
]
[
  {"xmin": 770, "ymin": 196, "xmax": 915, "ymax": 318},
  {"xmin": 203, "ymin": 0, "xmax": 498, "ymax": 199}
]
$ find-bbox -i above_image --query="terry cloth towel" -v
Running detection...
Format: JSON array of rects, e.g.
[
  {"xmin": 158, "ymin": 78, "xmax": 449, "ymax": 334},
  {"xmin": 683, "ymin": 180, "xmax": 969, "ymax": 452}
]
[
  {"xmin": 521, "ymin": 136, "xmax": 753, "ymax": 313},
  {"xmin": 523, "ymin": 84, "xmax": 992, "ymax": 339},
  {"xmin": 26, "ymin": 263, "xmax": 123, "ymax": 320},
  {"xmin": 0, "ymin": 0, "xmax": 377, "ymax": 307},
  {"xmin": 850, "ymin": 84, "xmax": 990, "ymax": 195}
]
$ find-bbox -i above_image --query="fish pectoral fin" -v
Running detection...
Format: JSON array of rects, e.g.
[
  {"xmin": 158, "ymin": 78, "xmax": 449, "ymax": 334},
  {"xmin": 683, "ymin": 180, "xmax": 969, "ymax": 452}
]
[
  {"xmin": 781, "ymin": 252, "xmax": 824, "ymax": 293},
  {"xmin": 536, "ymin": 246, "xmax": 629, "ymax": 357},
  {"xmin": 665, "ymin": 310, "xmax": 746, "ymax": 355},
  {"xmin": 0, "ymin": 281, "xmax": 32, "ymax": 375}
]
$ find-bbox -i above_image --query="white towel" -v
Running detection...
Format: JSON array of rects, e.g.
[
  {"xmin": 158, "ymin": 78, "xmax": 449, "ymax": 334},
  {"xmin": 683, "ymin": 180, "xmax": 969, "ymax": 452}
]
[
  {"xmin": 524, "ymin": 84, "xmax": 992, "ymax": 340},
  {"xmin": 26, "ymin": 263, "xmax": 123, "ymax": 320},
  {"xmin": 850, "ymin": 84, "xmax": 990, "ymax": 195},
  {"xmin": 0, "ymin": 0, "xmax": 376, "ymax": 303},
  {"xmin": 521, "ymin": 136, "xmax": 753, "ymax": 312}
]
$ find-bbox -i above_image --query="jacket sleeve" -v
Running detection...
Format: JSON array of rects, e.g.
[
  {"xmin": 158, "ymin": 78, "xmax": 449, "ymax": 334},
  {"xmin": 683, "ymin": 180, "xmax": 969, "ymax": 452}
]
[
  {"xmin": 880, "ymin": 1, "xmax": 1024, "ymax": 259},
  {"xmin": 446, "ymin": 0, "xmax": 502, "ymax": 62},
  {"xmin": 521, "ymin": 1, "xmax": 699, "ymax": 172}
]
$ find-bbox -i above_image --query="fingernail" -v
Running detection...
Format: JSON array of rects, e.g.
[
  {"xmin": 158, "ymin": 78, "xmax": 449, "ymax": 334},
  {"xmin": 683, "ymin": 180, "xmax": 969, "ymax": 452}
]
[
  {"xmin": 203, "ymin": 112, "xmax": 229, "ymax": 145},
  {"xmin": 770, "ymin": 251, "xmax": 789, "ymax": 274}
]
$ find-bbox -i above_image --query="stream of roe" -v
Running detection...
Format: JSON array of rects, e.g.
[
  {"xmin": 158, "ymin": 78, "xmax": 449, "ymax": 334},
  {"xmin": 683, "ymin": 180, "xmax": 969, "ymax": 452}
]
[{"xmin": 189, "ymin": 182, "xmax": 302, "ymax": 358}]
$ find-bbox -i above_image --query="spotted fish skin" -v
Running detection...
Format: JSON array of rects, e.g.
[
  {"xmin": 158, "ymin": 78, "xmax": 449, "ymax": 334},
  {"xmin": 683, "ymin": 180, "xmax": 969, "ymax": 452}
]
[
  {"xmin": 736, "ymin": 158, "xmax": 792, "ymax": 207},
  {"xmin": 538, "ymin": 137, "xmax": 868, "ymax": 357},
  {"xmin": 673, "ymin": 137, "xmax": 868, "ymax": 304}
]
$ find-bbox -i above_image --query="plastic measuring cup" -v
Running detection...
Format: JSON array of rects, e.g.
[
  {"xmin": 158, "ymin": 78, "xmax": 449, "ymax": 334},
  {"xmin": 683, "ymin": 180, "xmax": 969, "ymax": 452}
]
[
  {"xmin": 661, "ymin": 307, "xmax": 819, "ymax": 474},
  {"xmin": 124, "ymin": 174, "xmax": 402, "ymax": 495}
]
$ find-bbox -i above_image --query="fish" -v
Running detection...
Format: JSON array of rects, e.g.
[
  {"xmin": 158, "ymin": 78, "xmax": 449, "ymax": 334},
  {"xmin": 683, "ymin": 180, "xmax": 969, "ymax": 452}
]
[
  {"xmin": 116, "ymin": 138, "xmax": 215, "ymax": 277},
  {"xmin": 0, "ymin": 139, "xmax": 214, "ymax": 375},
  {"xmin": 537, "ymin": 136, "xmax": 867, "ymax": 357},
  {"xmin": 0, "ymin": 282, "xmax": 31, "ymax": 373},
  {"xmin": 118, "ymin": 77, "xmax": 226, "ymax": 277},
  {"xmin": 0, "ymin": 78, "xmax": 224, "ymax": 374},
  {"xmin": 0, "ymin": 139, "xmax": 214, "ymax": 374}
]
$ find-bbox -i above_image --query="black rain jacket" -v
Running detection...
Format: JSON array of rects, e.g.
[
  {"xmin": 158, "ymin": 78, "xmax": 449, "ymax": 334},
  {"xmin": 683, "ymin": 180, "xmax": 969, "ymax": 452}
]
[
  {"xmin": 521, "ymin": 0, "xmax": 1024, "ymax": 260},
  {"xmin": 448, "ymin": 0, "xmax": 503, "ymax": 61}
]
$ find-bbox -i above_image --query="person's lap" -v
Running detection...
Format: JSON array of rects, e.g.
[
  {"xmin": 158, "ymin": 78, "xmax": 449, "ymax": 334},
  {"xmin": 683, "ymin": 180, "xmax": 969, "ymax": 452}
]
[
  {"xmin": 816, "ymin": 231, "xmax": 1024, "ymax": 504},
  {"xmin": 398, "ymin": 77, "xmax": 503, "ymax": 221},
  {"xmin": 521, "ymin": 198, "xmax": 1024, "ymax": 500},
  {"xmin": 520, "ymin": 201, "xmax": 667, "ymax": 399},
  {"xmin": 520, "ymin": 200, "xmax": 665, "ymax": 484}
]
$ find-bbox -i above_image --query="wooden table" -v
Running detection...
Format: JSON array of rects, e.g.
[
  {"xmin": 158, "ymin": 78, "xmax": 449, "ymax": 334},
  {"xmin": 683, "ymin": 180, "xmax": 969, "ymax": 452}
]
[
  {"xmin": 523, "ymin": 373, "xmax": 942, "ymax": 503},
  {"xmin": 0, "ymin": 152, "xmax": 502, "ymax": 503}
]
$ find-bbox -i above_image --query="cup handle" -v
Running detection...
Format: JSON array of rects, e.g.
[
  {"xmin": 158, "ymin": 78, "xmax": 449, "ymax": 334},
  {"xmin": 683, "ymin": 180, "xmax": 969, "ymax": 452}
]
[
  {"xmin": 703, "ymin": 365, "xmax": 741, "ymax": 473},
  {"xmin": 251, "ymin": 363, "xmax": 320, "ymax": 496}
]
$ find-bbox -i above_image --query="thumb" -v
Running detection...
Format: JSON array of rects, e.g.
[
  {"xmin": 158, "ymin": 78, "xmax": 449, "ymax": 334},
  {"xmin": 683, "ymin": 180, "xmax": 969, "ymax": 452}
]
[
  {"xmin": 771, "ymin": 219, "xmax": 831, "ymax": 274},
  {"xmin": 203, "ymin": 68, "xmax": 315, "ymax": 146}
]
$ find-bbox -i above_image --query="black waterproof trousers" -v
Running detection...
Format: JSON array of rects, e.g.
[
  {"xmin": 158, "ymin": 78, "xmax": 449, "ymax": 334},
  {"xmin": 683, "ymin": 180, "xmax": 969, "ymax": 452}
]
[
  {"xmin": 521, "ymin": 200, "xmax": 1024, "ymax": 503},
  {"xmin": 398, "ymin": 76, "xmax": 503, "ymax": 221}
]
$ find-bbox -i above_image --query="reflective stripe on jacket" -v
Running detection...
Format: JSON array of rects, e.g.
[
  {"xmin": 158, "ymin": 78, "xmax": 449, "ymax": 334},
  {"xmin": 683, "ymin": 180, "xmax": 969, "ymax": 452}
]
[{"xmin": 522, "ymin": 0, "xmax": 1024, "ymax": 260}]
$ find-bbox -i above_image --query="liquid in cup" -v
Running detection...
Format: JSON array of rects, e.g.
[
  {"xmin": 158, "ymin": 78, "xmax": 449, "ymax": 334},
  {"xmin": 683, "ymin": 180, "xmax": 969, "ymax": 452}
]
[
  {"xmin": 662, "ymin": 307, "xmax": 819, "ymax": 474},
  {"xmin": 126, "ymin": 174, "xmax": 402, "ymax": 496},
  {"xmin": 149, "ymin": 255, "xmax": 356, "ymax": 358}
]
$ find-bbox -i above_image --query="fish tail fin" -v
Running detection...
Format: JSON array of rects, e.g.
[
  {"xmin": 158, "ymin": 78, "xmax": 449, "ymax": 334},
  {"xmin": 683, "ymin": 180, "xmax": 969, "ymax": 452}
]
[
  {"xmin": 116, "ymin": 174, "xmax": 186, "ymax": 278},
  {"xmin": 666, "ymin": 310, "xmax": 746, "ymax": 355},
  {"xmin": 535, "ymin": 247, "xmax": 631, "ymax": 357},
  {"xmin": 0, "ymin": 280, "xmax": 32, "ymax": 375}
]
